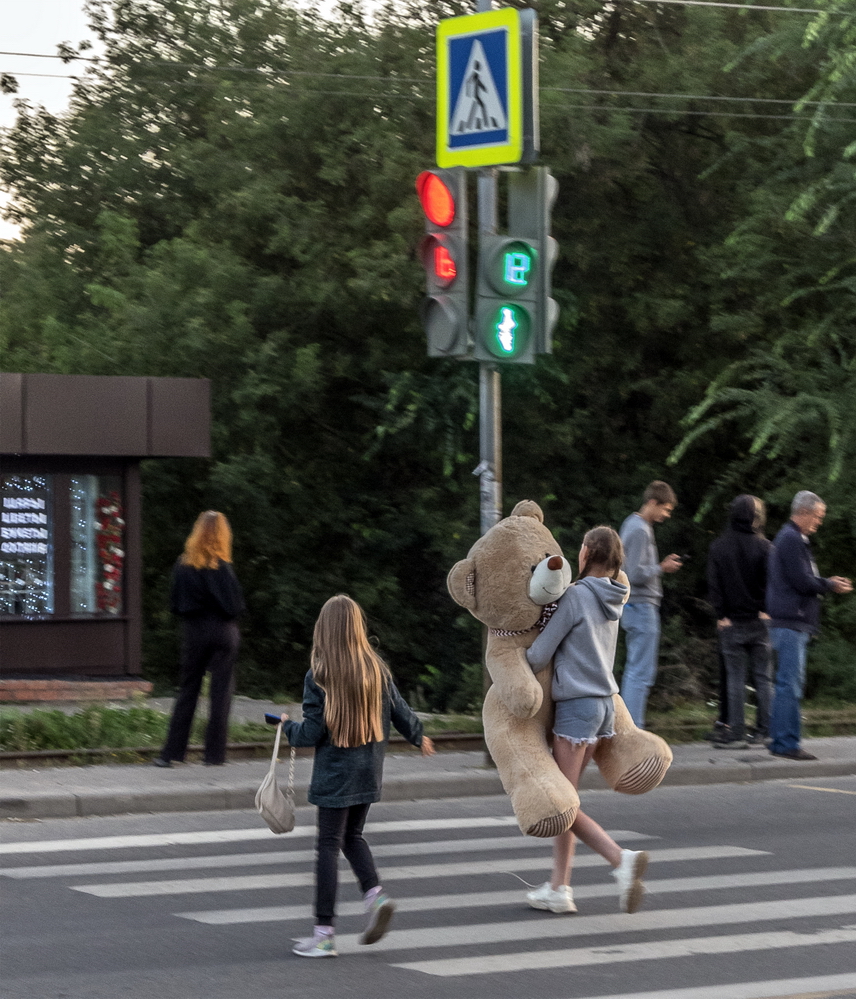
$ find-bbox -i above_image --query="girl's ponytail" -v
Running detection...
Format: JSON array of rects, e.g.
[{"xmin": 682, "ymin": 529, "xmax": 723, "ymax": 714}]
[{"xmin": 579, "ymin": 526, "xmax": 624, "ymax": 580}]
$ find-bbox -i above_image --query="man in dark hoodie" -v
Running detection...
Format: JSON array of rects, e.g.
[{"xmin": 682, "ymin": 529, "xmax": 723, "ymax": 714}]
[
  {"xmin": 707, "ymin": 495, "xmax": 773, "ymax": 748},
  {"xmin": 766, "ymin": 491, "xmax": 852, "ymax": 761}
]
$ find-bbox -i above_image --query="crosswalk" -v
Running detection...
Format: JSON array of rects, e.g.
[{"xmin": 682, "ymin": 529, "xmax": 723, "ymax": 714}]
[{"xmin": 3, "ymin": 813, "xmax": 856, "ymax": 998}]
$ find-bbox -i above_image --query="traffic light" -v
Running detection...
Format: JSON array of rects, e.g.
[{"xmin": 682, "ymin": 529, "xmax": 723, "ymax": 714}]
[
  {"xmin": 474, "ymin": 235, "xmax": 538, "ymax": 362},
  {"xmin": 474, "ymin": 166, "xmax": 558, "ymax": 363},
  {"xmin": 510, "ymin": 166, "xmax": 559, "ymax": 355},
  {"xmin": 416, "ymin": 168, "xmax": 469, "ymax": 358}
]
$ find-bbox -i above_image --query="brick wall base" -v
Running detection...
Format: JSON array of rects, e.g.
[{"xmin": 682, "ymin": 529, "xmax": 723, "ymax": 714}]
[{"xmin": 0, "ymin": 678, "xmax": 154, "ymax": 703}]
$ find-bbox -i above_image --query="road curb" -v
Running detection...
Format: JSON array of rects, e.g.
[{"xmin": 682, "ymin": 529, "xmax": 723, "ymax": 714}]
[{"xmin": 2, "ymin": 740, "xmax": 855, "ymax": 821}]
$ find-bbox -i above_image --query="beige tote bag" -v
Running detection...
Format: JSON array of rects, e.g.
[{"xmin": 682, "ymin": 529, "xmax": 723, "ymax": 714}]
[{"xmin": 255, "ymin": 721, "xmax": 296, "ymax": 834}]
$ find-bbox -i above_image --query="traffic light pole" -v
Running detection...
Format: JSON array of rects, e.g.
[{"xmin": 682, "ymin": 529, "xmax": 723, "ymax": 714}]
[
  {"xmin": 477, "ymin": 174, "xmax": 502, "ymax": 535},
  {"xmin": 475, "ymin": 0, "xmax": 502, "ymax": 537}
]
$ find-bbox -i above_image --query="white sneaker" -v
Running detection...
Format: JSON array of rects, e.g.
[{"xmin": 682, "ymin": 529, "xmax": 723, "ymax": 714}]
[
  {"xmin": 526, "ymin": 881, "xmax": 577, "ymax": 913},
  {"xmin": 612, "ymin": 849, "xmax": 649, "ymax": 913},
  {"xmin": 291, "ymin": 933, "xmax": 337, "ymax": 958},
  {"xmin": 360, "ymin": 891, "xmax": 396, "ymax": 945}
]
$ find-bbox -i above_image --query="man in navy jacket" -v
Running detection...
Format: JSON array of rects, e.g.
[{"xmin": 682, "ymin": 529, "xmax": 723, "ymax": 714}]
[{"xmin": 766, "ymin": 491, "xmax": 852, "ymax": 760}]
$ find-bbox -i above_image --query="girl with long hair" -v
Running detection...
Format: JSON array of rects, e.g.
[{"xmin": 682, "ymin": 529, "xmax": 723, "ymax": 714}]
[
  {"xmin": 524, "ymin": 526, "xmax": 650, "ymax": 916},
  {"xmin": 279, "ymin": 594, "xmax": 435, "ymax": 958},
  {"xmin": 155, "ymin": 511, "xmax": 244, "ymax": 768}
]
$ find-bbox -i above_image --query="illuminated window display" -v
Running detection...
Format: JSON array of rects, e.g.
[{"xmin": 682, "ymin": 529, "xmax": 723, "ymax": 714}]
[
  {"xmin": 70, "ymin": 476, "xmax": 125, "ymax": 616},
  {"xmin": 0, "ymin": 474, "xmax": 54, "ymax": 616}
]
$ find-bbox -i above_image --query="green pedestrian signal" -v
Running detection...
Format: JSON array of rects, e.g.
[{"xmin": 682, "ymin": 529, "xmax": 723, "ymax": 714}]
[
  {"xmin": 475, "ymin": 234, "xmax": 538, "ymax": 363},
  {"xmin": 481, "ymin": 302, "xmax": 532, "ymax": 360},
  {"xmin": 474, "ymin": 167, "xmax": 558, "ymax": 364}
]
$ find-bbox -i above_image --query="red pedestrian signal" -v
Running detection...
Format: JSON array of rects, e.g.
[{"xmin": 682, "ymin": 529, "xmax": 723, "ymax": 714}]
[{"xmin": 416, "ymin": 168, "xmax": 469, "ymax": 358}]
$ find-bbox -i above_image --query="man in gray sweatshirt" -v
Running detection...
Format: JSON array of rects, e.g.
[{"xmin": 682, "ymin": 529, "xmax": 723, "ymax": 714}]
[{"xmin": 619, "ymin": 481, "xmax": 682, "ymax": 727}]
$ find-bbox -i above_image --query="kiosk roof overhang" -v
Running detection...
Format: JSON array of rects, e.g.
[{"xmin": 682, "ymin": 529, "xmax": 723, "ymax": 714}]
[{"xmin": 0, "ymin": 373, "xmax": 211, "ymax": 458}]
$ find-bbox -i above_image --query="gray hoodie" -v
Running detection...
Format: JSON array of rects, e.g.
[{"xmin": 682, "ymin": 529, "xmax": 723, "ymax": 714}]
[{"xmin": 527, "ymin": 576, "xmax": 628, "ymax": 701}]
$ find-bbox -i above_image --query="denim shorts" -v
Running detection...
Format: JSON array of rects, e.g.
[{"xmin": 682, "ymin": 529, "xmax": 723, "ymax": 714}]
[{"xmin": 553, "ymin": 696, "xmax": 615, "ymax": 745}]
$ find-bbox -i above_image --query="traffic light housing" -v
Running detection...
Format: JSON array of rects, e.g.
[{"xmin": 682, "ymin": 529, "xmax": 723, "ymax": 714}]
[
  {"xmin": 416, "ymin": 168, "xmax": 469, "ymax": 358},
  {"xmin": 474, "ymin": 166, "xmax": 559, "ymax": 363},
  {"xmin": 475, "ymin": 235, "xmax": 538, "ymax": 362}
]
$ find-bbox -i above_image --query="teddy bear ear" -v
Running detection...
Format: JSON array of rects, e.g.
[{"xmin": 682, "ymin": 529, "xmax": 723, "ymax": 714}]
[
  {"xmin": 509, "ymin": 499, "xmax": 544, "ymax": 523},
  {"xmin": 447, "ymin": 559, "xmax": 477, "ymax": 610}
]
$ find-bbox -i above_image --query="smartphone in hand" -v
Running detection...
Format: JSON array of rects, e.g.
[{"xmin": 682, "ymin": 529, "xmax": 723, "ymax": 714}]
[{"xmin": 264, "ymin": 713, "xmax": 283, "ymax": 726}]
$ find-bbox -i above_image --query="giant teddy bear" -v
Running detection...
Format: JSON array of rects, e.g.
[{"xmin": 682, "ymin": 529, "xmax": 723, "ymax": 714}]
[{"xmin": 447, "ymin": 500, "xmax": 673, "ymax": 838}]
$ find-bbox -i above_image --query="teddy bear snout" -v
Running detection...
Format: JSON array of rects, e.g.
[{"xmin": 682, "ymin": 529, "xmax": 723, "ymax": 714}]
[{"xmin": 529, "ymin": 554, "xmax": 572, "ymax": 605}]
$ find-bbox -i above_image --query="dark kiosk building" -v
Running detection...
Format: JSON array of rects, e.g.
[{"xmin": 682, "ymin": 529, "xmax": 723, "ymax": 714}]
[{"xmin": 1, "ymin": 373, "xmax": 210, "ymax": 688}]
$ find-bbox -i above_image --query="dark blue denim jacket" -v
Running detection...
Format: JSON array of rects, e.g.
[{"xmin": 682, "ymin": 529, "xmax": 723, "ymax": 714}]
[{"xmin": 282, "ymin": 670, "xmax": 424, "ymax": 808}]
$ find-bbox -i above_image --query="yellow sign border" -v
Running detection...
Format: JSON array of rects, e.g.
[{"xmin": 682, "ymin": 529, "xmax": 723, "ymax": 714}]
[{"xmin": 436, "ymin": 8, "xmax": 522, "ymax": 169}]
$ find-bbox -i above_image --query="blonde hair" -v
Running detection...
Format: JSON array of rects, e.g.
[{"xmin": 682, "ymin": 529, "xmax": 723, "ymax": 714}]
[
  {"xmin": 580, "ymin": 525, "xmax": 624, "ymax": 580},
  {"xmin": 311, "ymin": 594, "xmax": 391, "ymax": 748},
  {"xmin": 181, "ymin": 511, "xmax": 232, "ymax": 569}
]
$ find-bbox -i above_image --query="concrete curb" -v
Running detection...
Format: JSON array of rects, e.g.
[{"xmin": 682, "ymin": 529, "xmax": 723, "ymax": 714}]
[{"xmin": 2, "ymin": 742, "xmax": 854, "ymax": 821}]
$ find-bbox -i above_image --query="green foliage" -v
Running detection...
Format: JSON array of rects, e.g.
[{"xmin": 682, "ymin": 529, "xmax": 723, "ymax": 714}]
[
  {"xmin": 0, "ymin": 704, "xmax": 278, "ymax": 753},
  {"xmin": 2, "ymin": 0, "xmax": 855, "ymax": 701},
  {"xmin": 417, "ymin": 661, "xmax": 484, "ymax": 714}
]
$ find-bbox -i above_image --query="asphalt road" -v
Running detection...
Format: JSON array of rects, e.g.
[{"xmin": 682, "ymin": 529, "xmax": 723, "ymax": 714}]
[{"xmin": 3, "ymin": 778, "xmax": 856, "ymax": 999}]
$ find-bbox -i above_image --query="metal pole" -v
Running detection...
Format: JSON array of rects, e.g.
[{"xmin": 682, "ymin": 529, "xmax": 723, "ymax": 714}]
[
  {"xmin": 476, "ymin": 113, "xmax": 502, "ymax": 534},
  {"xmin": 474, "ymin": 0, "xmax": 501, "ymax": 766}
]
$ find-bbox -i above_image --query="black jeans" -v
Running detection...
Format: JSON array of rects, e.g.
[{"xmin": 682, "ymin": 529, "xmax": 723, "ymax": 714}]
[
  {"xmin": 315, "ymin": 803, "xmax": 379, "ymax": 927},
  {"xmin": 160, "ymin": 616, "xmax": 240, "ymax": 765},
  {"xmin": 718, "ymin": 618, "xmax": 773, "ymax": 739}
]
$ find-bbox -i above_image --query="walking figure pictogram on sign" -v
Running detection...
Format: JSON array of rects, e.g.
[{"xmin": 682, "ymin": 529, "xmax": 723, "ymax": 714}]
[{"xmin": 451, "ymin": 39, "xmax": 507, "ymax": 138}]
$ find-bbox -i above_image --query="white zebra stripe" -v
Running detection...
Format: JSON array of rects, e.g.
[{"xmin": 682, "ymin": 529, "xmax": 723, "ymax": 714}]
[
  {"xmin": 1, "ymin": 830, "xmax": 656, "ymax": 879},
  {"xmin": 177, "ymin": 866, "xmax": 856, "ymax": 924},
  {"xmin": 392, "ymin": 926, "xmax": 856, "ymax": 976},
  {"xmin": 70, "ymin": 845, "xmax": 766, "ymax": 898}
]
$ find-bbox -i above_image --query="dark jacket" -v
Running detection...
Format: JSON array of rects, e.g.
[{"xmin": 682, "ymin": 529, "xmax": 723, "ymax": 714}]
[
  {"xmin": 169, "ymin": 559, "xmax": 245, "ymax": 621},
  {"xmin": 282, "ymin": 670, "xmax": 424, "ymax": 809},
  {"xmin": 766, "ymin": 520, "xmax": 831, "ymax": 634},
  {"xmin": 707, "ymin": 495, "xmax": 772, "ymax": 622}
]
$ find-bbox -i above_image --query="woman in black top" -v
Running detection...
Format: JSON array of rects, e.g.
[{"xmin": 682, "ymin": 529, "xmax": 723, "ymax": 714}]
[{"xmin": 155, "ymin": 511, "xmax": 244, "ymax": 767}]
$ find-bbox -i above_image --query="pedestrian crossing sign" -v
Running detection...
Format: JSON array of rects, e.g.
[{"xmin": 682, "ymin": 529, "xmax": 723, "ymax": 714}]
[{"xmin": 436, "ymin": 8, "xmax": 525, "ymax": 168}]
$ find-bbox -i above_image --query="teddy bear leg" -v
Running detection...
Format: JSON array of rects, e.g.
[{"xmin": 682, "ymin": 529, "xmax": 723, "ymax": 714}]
[
  {"xmin": 483, "ymin": 686, "xmax": 579, "ymax": 837},
  {"xmin": 593, "ymin": 694, "xmax": 673, "ymax": 794}
]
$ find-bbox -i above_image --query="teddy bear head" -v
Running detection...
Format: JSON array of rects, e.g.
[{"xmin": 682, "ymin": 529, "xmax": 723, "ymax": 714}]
[{"xmin": 447, "ymin": 500, "xmax": 572, "ymax": 634}]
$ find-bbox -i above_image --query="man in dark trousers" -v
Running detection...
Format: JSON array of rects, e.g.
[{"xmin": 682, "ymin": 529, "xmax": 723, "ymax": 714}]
[
  {"xmin": 707, "ymin": 495, "xmax": 773, "ymax": 748},
  {"xmin": 767, "ymin": 491, "xmax": 852, "ymax": 760}
]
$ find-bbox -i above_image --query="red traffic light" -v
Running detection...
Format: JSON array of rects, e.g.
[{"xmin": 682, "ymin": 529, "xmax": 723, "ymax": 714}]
[{"xmin": 416, "ymin": 171, "xmax": 456, "ymax": 227}]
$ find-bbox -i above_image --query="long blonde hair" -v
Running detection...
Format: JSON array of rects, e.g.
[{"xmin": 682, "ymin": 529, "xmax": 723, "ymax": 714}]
[
  {"xmin": 181, "ymin": 511, "xmax": 232, "ymax": 569},
  {"xmin": 311, "ymin": 594, "xmax": 391, "ymax": 748}
]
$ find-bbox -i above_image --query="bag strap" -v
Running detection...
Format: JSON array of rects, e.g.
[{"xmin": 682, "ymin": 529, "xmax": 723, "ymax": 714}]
[
  {"xmin": 285, "ymin": 745, "xmax": 296, "ymax": 807},
  {"xmin": 268, "ymin": 721, "xmax": 283, "ymax": 778},
  {"xmin": 271, "ymin": 722, "xmax": 296, "ymax": 803}
]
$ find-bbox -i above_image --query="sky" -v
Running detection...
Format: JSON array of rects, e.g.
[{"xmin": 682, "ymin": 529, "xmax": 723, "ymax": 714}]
[{"xmin": 1, "ymin": 1, "xmax": 97, "ymax": 239}]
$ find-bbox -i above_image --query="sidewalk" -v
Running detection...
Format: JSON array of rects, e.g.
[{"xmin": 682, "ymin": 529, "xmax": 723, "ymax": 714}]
[{"xmin": 2, "ymin": 736, "xmax": 855, "ymax": 821}]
